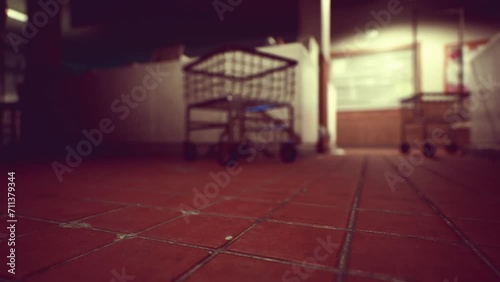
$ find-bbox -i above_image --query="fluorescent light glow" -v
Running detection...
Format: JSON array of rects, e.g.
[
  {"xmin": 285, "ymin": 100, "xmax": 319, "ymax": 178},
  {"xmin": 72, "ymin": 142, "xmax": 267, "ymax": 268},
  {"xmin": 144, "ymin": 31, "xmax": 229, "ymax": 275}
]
[
  {"xmin": 7, "ymin": 8, "xmax": 28, "ymax": 23},
  {"xmin": 367, "ymin": 29, "xmax": 379, "ymax": 38},
  {"xmin": 267, "ymin": 36, "xmax": 277, "ymax": 45}
]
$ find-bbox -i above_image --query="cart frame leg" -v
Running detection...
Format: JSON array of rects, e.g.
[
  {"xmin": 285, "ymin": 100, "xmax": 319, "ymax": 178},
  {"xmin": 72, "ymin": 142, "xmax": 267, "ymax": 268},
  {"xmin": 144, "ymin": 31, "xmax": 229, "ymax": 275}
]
[
  {"xmin": 185, "ymin": 106, "xmax": 192, "ymax": 142},
  {"xmin": 287, "ymin": 104, "xmax": 294, "ymax": 142}
]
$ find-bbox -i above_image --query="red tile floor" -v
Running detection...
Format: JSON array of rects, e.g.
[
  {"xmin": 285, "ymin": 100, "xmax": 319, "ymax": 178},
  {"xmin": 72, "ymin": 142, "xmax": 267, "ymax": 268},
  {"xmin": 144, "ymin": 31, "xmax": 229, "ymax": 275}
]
[{"xmin": 1, "ymin": 150, "xmax": 500, "ymax": 282}]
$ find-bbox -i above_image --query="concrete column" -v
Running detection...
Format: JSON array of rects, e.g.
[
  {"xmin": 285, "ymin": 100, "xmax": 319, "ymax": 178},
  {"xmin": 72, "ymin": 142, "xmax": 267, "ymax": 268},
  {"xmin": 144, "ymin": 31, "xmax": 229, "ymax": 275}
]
[{"xmin": 299, "ymin": 0, "xmax": 332, "ymax": 153}]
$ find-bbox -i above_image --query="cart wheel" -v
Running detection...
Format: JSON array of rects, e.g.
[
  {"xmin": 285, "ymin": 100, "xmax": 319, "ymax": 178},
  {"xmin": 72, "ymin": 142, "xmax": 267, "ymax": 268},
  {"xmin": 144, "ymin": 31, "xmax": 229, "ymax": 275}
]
[
  {"xmin": 422, "ymin": 142, "xmax": 436, "ymax": 158},
  {"xmin": 280, "ymin": 142, "xmax": 297, "ymax": 163},
  {"xmin": 400, "ymin": 142, "xmax": 410, "ymax": 154},
  {"xmin": 183, "ymin": 142, "xmax": 197, "ymax": 161},
  {"xmin": 445, "ymin": 142, "xmax": 459, "ymax": 154},
  {"xmin": 217, "ymin": 142, "xmax": 237, "ymax": 166}
]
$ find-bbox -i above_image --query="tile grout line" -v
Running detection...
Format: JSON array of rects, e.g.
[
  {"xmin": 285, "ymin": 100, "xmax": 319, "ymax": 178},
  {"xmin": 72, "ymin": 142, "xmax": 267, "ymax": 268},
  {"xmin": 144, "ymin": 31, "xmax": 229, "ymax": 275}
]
[
  {"xmin": 265, "ymin": 218, "xmax": 348, "ymax": 231},
  {"xmin": 173, "ymin": 171, "xmax": 336, "ymax": 281},
  {"xmin": 336, "ymin": 156, "xmax": 368, "ymax": 282},
  {"xmin": 63, "ymin": 205, "xmax": 132, "ymax": 223},
  {"xmin": 354, "ymin": 229, "xmax": 462, "ymax": 246},
  {"xmin": 173, "ymin": 158, "xmax": 348, "ymax": 282},
  {"xmin": 64, "ymin": 170, "xmax": 309, "ymax": 231},
  {"xmin": 171, "ymin": 163, "xmax": 314, "ymax": 282},
  {"xmin": 264, "ymin": 218, "xmax": 465, "ymax": 246},
  {"xmin": 221, "ymin": 159, "xmax": 349, "ymax": 245},
  {"xmin": 222, "ymin": 249, "xmax": 411, "ymax": 282},
  {"xmin": 21, "ymin": 241, "xmax": 118, "ymax": 281},
  {"xmin": 12, "ymin": 158, "xmax": 341, "ymax": 281},
  {"xmin": 145, "ymin": 161, "xmax": 332, "ymax": 281},
  {"xmin": 355, "ymin": 207, "xmax": 436, "ymax": 217},
  {"xmin": 346, "ymin": 269, "xmax": 411, "ymax": 282},
  {"xmin": 384, "ymin": 155, "xmax": 500, "ymax": 279},
  {"xmin": 224, "ymin": 250, "xmax": 340, "ymax": 273},
  {"xmin": 175, "ymin": 160, "xmax": 321, "ymax": 217},
  {"xmin": 15, "ymin": 211, "xmax": 188, "ymax": 280},
  {"xmin": 135, "ymin": 236, "xmax": 214, "ymax": 251}
]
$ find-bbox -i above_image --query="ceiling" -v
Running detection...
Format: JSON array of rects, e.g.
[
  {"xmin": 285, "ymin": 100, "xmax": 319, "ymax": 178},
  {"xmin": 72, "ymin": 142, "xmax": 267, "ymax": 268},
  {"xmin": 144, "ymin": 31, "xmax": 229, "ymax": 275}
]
[
  {"xmin": 5, "ymin": 0, "xmax": 498, "ymax": 68},
  {"xmin": 7, "ymin": 0, "xmax": 499, "ymax": 40}
]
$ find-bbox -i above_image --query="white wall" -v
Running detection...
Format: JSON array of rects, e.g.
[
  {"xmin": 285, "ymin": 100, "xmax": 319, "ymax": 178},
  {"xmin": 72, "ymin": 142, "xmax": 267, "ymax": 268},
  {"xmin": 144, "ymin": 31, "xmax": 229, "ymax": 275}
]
[
  {"xmin": 469, "ymin": 34, "xmax": 500, "ymax": 149},
  {"xmin": 63, "ymin": 42, "xmax": 319, "ymax": 146},
  {"xmin": 63, "ymin": 60, "xmax": 186, "ymax": 143}
]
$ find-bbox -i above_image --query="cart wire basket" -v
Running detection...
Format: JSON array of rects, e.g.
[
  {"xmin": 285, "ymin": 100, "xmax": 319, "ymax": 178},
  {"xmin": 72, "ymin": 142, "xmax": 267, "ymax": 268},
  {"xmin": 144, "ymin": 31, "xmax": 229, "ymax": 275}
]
[
  {"xmin": 182, "ymin": 45, "xmax": 299, "ymax": 165},
  {"xmin": 399, "ymin": 92, "xmax": 470, "ymax": 157}
]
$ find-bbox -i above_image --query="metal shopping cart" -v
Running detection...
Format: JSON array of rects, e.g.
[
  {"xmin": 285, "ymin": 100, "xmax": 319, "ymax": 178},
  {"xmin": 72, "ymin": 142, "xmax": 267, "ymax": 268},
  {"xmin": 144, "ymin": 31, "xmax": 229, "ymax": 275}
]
[
  {"xmin": 400, "ymin": 92, "xmax": 470, "ymax": 157},
  {"xmin": 182, "ymin": 45, "xmax": 299, "ymax": 165},
  {"xmin": 399, "ymin": 8, "xmax": 471, "ymax": 157}
]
